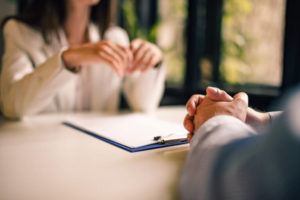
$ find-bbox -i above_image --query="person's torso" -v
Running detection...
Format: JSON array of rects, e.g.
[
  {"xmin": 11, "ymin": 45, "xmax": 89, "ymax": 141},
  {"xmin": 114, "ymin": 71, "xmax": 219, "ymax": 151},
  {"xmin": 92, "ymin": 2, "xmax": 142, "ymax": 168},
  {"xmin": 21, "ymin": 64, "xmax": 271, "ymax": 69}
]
[{"xmin": 7, "ymin": 20, "xmax": 129, "ymax": 113}]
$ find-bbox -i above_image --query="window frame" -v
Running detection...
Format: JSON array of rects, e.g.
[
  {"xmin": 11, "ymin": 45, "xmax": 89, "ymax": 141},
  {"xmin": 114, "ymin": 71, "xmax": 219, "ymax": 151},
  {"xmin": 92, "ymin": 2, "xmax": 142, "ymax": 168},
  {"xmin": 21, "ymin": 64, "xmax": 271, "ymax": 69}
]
[{"xmin": 163, "ymin": 0, "xmax": 299, "ymax": 111}]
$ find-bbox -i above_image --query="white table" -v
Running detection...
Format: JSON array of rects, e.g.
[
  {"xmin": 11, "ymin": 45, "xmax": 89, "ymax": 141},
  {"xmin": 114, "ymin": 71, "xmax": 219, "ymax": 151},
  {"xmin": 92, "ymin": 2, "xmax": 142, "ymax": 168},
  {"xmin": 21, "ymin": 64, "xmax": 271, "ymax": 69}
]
[{"xmin": 0, "ymin": 106, "xmax": 189, "ymax": 200}]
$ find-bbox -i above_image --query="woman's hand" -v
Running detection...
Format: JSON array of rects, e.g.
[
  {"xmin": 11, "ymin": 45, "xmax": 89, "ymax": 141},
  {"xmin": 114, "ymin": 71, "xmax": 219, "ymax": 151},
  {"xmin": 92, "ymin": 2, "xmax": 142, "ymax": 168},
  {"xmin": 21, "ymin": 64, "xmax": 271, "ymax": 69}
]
[
  {"xmin": 62, "ymin": 40, "xmax": 132, "ymax": 77},
  {"xmin": 128, "ymin": 39, "xmax": 162, "ymax": 74}
]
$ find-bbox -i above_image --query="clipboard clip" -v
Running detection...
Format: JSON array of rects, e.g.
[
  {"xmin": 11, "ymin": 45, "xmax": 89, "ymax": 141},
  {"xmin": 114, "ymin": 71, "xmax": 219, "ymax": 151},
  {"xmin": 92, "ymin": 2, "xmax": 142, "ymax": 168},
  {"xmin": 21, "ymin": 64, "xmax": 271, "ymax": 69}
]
[{"xmin": 153, "ymin": 134, "xmax": 187, "ymax": 144}]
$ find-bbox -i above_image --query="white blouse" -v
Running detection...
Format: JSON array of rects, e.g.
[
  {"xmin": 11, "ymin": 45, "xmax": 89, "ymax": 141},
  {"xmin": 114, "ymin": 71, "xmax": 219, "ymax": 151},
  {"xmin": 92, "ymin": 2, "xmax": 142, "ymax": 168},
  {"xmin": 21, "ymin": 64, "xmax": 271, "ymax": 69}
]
[{"xmin": 0, "ymin": 20, "xmax": 165, "ymax": 119}]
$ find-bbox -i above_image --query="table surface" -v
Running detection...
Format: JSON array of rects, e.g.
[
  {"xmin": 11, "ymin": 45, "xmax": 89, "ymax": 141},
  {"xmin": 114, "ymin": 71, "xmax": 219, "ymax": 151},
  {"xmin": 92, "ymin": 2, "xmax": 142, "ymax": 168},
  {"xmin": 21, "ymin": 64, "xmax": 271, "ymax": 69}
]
[{"xmin": 0, "ymin": 106, "xmax": 189, "ymax": 200}]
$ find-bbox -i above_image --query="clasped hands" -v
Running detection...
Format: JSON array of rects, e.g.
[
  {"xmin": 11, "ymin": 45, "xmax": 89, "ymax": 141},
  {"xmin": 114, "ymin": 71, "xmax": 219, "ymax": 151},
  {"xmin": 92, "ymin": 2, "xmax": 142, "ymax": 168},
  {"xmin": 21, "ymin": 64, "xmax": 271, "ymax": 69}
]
[
  {"xmin": 184, "ymin": 87, "xmax": 270, "ymax": 142},
  {"xmin": 63, "ymin": 38, "xmax": 162, "ymax": 77}
]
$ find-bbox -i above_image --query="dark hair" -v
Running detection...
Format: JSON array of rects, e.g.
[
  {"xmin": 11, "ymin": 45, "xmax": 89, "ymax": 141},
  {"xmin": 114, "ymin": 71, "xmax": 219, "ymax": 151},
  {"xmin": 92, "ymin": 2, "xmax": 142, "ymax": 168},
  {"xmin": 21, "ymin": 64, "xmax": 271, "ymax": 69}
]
[{"xmin": 2, "ymin": 0, "xmax": 116, "ymax": 44}]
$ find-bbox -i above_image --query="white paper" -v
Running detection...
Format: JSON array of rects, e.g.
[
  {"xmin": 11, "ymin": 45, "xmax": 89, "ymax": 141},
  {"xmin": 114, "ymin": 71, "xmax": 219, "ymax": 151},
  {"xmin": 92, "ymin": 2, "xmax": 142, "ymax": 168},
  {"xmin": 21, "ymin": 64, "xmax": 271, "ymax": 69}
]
[{"xmin": 65, "ymin": 113, "xmax": 187, "ymax": 148}]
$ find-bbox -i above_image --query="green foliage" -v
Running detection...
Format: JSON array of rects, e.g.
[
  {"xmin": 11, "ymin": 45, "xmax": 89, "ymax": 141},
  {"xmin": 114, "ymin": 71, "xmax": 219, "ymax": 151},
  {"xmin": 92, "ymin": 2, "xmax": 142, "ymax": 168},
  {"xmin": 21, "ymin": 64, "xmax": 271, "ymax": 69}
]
[
  {"xmin": 122, "ymin": 0, "xmax": 187, "ymax": 85},
  {"xmin": 122, "ymin": 0, "xmax": 159, "ymax": 43},
  {"xmin": 220, "ymin": 0, "xmax": 253, "ymax": 84}
]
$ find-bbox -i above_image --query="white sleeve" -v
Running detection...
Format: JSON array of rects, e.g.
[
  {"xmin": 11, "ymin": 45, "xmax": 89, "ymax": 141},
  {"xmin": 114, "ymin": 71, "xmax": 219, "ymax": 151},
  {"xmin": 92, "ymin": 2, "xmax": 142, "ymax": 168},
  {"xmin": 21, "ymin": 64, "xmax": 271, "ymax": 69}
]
[
  {"xmin": 103, "ymin": 26, "xmax": 166, "ymax": 113},
  {"xmin": 0, "ymin": 20, "xmax": 76, "ymax": 119},
  {"xmin": 123, "ymin": 65, "xmax": 166, "ymax": 113}
]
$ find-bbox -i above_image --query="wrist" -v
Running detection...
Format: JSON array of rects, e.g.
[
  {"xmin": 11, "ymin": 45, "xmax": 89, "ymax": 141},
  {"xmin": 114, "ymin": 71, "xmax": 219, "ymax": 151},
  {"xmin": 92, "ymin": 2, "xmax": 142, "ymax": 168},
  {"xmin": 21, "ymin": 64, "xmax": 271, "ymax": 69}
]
[
  {"xmin": 246, "ymin": 108, "xmax": 270, "ymax": 126},
  {"xmin": 62, "ymin": 49, "xmax": 81, "ymax": 73}
]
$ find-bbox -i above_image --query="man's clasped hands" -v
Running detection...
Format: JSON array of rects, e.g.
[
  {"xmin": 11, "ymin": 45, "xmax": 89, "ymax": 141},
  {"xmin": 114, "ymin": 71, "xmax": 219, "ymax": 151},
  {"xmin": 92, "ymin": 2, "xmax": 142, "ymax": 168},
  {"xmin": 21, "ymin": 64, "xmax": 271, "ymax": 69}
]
[{"xmin": 184, "ymin": 87, "xmax": 271, "ymax": 142}]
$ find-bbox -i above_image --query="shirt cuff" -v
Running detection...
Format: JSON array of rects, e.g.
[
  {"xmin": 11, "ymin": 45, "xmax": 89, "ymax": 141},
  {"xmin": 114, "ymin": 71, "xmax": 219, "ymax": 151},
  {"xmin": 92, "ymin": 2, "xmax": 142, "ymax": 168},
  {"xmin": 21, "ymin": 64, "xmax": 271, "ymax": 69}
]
[
  {"xmin": 34, "ymin": 48, "xmax": 78, "ymax": 84},
  {"xmin": 268, "ymin": 111, "xmax": 283, "ymax": 125},
  {"xmin": 190, "ymin": 115, "xmax": 257, "ymax": 150}
]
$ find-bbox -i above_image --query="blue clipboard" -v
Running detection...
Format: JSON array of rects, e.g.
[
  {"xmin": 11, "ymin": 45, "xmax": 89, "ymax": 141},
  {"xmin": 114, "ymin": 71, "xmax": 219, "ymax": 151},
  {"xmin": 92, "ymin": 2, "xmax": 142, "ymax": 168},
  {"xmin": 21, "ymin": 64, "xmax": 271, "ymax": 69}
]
[{"xmin": 63, "ymin": 122, "xmax": 188, "ymax": 153}]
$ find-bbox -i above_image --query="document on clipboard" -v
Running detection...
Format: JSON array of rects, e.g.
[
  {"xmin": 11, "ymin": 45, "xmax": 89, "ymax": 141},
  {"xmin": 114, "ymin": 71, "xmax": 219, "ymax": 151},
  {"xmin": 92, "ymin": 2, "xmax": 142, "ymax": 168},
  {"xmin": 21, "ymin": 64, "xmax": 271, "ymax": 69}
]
[{"xmin": 63, "ymin": 113, "xmax": 188, "ymax": 152}]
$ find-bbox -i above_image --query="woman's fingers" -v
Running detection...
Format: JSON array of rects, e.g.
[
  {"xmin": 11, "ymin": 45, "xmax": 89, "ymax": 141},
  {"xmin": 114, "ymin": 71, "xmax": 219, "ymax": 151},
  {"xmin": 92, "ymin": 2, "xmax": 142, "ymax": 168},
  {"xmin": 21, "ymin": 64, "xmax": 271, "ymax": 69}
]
[
  {"xmin": 129, "ymin": 39, "xmax": 162, "ymax": 73},
  {"xmin": 105, "ymin": 41, "xmax": 132, "ymax": 69},
  {"xmin": 142, "ymin": 55, "xmax": 159, "ymax": 73},
  {"xmin": 69, "ymin": 39, "xmax": 162, "ymax": 77},
  {"xmin": 131, "ymin": 48, "xmax": 153, "ymax": 73},
  {"xmin": 98, "ymin": 51, "xmax": 123, "ymax": 77},
  {"xmin": 130, "ymin": 38, "xmax": 143, "ymax": 54},
  {"xmin": 97, "ymin": 41, "xmax": 135, "ymax": 76},
  {"xmin": 130, "ymin": 43, "xmax": 150, "ymax": 72},
  {"xmin": 63, "ymin": 41, "xmax": 132, "ymax": 78},
  {"xmin": 124, "ymin": 46, "xmax": 133, "ymax": 69},
  {"xmin": 100, "ymin": 45, "xmax": 123, "ymax": 66},
  {"xmin": 101, "ymin": 41, "xmax": 129, "ymax": 65}
]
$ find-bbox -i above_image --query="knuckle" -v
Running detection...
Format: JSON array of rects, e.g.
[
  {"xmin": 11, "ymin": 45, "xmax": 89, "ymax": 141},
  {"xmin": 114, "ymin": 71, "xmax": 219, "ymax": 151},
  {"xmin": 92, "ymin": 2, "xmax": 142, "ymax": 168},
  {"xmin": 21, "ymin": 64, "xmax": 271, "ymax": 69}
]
[
  {"xmin": 97, "ymin": 43, "xmax": 104, "ymax": 49},
  {"xmin": 98, "ymin": 51, "xmax": 105, "ymax": 56},
  {"xmin": 110, "ymin": 60, "xmax": 117, "ymax": 65},
  {"xmin": 191, "ymin": 94, "xmax": 198, "ymax": 99},
  {"xmin": 240, "ymin": 92, "xmax": 248, "ymax": 97},
  {"xmin": 103, "ymin": 40, "xmax": 112, "ymax": 46},
  {"xmin": 220, "ymin": 90, "xmax": 226, "ymax": 96},
  {"xmin": 119, "ymin": 45, "xmax": 127, "ymax": 51},
  {"xmin": 236, "ymin": 97, "xmax": 247, "ymax": 106}
]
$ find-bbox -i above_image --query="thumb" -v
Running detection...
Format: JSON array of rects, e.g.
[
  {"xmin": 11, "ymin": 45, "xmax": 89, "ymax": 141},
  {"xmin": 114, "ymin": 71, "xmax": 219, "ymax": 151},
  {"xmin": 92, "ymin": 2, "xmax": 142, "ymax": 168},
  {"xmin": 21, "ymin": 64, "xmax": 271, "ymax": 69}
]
[
  {"xmin": 130, "ymin": 39, "xmax": 141, "ymax": 51},
  {"xmin": 233, "ymin": 92, "xmax": 248, "ymax": 107},
  {"xmin": 206, "ymin": 87, "xmax": 233, "ymax": 102}
]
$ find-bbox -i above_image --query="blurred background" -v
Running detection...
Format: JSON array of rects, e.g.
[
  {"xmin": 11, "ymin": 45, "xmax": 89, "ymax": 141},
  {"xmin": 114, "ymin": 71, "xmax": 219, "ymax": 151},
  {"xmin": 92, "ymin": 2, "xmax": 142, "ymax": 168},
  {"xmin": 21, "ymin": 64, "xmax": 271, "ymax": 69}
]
[{"xmin": 1, "ymin": 0, "xmax": 299, "ymax": 111}]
